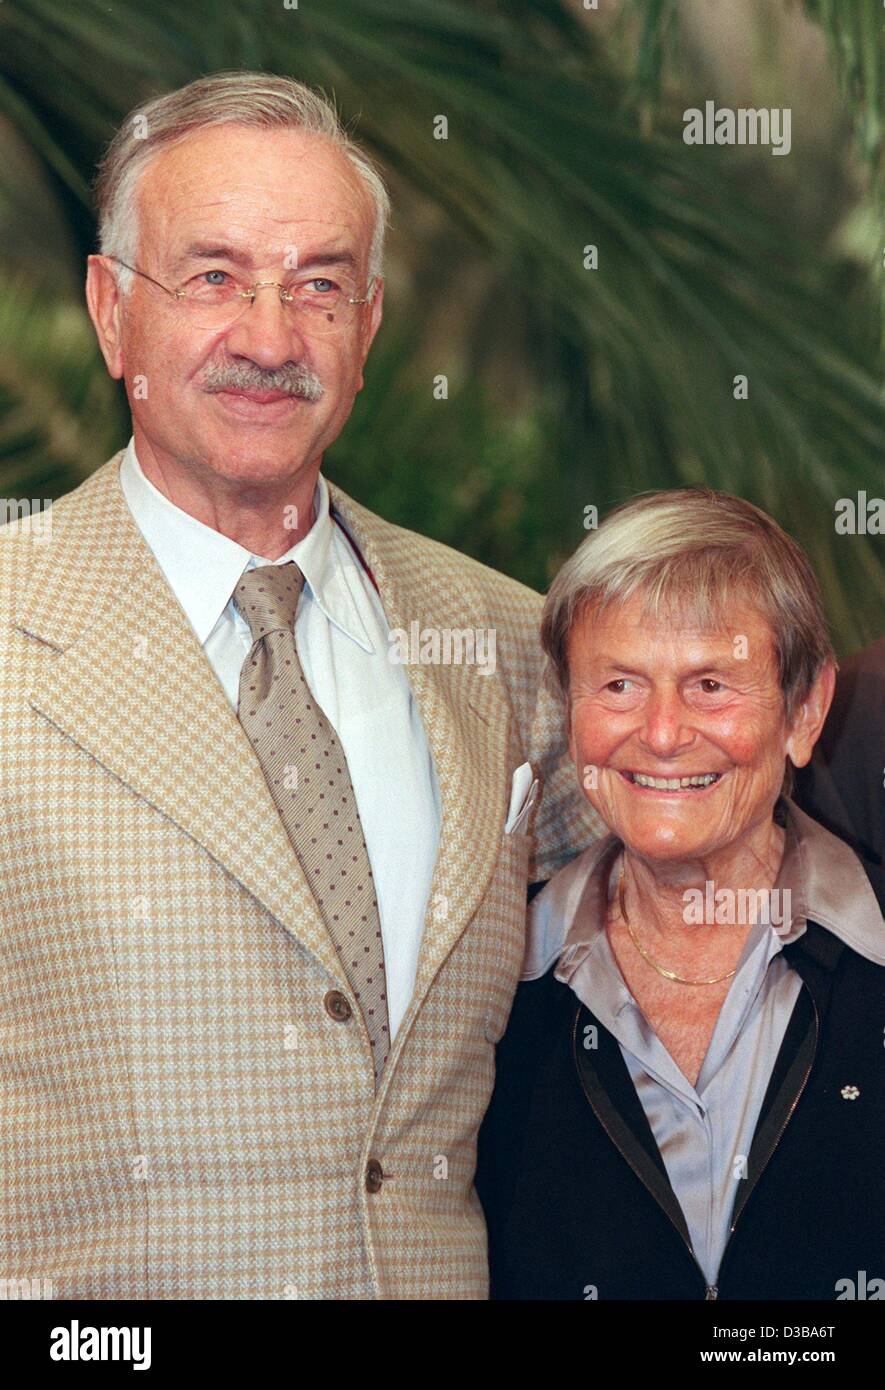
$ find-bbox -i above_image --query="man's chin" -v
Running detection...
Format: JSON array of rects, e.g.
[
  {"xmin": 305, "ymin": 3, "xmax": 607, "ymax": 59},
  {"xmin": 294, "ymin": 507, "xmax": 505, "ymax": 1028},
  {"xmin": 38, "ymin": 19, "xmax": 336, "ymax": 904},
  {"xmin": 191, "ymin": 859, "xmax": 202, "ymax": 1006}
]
[{"xmin": 192, "ymin": 433, "xmax": 318, "ymax": 485}]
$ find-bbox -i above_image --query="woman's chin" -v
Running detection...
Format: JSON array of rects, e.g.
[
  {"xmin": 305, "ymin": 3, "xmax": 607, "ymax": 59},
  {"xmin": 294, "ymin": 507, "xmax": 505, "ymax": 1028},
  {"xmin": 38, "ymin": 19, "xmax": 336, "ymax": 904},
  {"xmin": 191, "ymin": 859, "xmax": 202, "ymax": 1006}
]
[{"xmin": 610, "ymin": 816, "xmax": 722, "ymax": 863}]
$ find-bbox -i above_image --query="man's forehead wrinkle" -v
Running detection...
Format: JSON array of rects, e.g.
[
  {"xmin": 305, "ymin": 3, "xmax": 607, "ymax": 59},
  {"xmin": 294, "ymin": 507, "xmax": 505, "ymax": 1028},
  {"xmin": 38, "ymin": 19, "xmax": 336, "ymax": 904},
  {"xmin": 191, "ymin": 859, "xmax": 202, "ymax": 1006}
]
[
  {"xmin": 168, "ymin": 166, "xmax": 364, "ymax": 209},
  {"xmin": 161, "ymin": 193, "xmax": 362, "ymax": 225},
  {"xmin": 156, "ymin": 204, "xmax": 363, "ymax": 256},
  {"xmin": 148, "ymin": 193, "xmax": 369, "ymax": 267},
  {"xmin": 135, "ymin": 141, "xmax": 375, "ymax": 288}
]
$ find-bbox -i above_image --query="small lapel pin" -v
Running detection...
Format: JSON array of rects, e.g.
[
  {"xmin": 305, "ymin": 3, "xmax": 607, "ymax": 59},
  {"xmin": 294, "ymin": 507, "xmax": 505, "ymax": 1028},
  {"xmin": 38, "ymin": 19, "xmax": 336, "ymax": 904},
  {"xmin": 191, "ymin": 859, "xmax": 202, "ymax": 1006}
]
[{"xmin": 840, "ymin": 1085, "xmax": 860, "ymax": 1100}]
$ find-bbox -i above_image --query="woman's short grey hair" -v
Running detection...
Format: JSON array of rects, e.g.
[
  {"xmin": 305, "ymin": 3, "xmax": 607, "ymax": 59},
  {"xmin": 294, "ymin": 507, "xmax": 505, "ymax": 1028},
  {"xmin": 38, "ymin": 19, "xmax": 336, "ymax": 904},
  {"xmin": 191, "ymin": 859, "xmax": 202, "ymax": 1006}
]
[
  {"xmin": 541, "ymin": 488, "xmax": 836, "ymax": 731},
  {"xmin": 95, "ymin": 71, "xmax": 390, "ymax": 290}
]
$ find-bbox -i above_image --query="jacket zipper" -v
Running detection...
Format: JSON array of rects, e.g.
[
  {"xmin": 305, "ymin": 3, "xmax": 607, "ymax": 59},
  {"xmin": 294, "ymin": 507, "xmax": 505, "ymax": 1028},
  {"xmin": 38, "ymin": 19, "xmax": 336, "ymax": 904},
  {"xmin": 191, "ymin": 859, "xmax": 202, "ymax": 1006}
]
[
  {"xmin": 572, "ymin": 985, "xmax": 819, "ymax": 1300},
  {"xmin": 571, "ymin": 1009, "xmax": 715, "ymax": 1298}
]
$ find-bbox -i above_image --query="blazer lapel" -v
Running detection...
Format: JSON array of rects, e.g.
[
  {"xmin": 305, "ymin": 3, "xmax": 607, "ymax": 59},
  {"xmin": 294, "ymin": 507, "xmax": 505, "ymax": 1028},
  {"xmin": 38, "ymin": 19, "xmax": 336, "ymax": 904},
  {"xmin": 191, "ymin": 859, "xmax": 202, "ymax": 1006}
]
[
  {"xmin": 329, "ymin": 484, "xmax": 514, "ymax": 1035},
  {"xmin": 18, "ymin": 455, "xmax": 346, "ymax": 987},
  {"xmin": 17, "ymin": 458, "xmax": 515, "ymax": 1044}
]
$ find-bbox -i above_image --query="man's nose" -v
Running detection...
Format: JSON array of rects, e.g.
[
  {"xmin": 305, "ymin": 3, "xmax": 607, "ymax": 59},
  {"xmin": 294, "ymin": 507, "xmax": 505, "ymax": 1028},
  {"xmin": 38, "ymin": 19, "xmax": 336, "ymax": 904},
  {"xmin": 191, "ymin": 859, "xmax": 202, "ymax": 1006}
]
[
  {"xmin": 637, "ymin": 687, "xmax": 694, "ymax": 756},
  {"xmin": 224, "ymin": 284, "xmax": 308, "ymax": 366}
]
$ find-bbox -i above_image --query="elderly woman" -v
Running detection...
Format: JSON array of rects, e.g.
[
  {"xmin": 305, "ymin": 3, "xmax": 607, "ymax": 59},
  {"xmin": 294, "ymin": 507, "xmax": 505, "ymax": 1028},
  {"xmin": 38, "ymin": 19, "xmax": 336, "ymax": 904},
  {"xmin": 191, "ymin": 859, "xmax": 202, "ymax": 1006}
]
[{"xmin": 476, "ymin": 488, "xmax": 884, "ymax": 1301}]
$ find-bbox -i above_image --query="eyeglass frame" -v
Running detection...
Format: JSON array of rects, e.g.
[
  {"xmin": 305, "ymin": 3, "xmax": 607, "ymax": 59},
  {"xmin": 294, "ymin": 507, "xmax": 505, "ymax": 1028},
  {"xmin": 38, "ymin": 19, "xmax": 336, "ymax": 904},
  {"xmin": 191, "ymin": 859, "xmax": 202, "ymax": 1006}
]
[{"xmin": 105, "ymin": 256, "xmax": 378, "ymax": 321}]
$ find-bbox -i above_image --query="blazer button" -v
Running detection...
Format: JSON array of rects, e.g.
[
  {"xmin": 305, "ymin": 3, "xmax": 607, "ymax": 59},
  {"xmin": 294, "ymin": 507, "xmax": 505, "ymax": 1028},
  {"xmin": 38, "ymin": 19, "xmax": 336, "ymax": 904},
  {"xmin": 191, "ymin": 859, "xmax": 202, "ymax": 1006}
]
[
  {"xmin": 365, "ymin": 1159, "xmax": 384, "ymax": 1194},
  {"xmin": 324, "ymin": 990, "xmax": 352, "ymax": 1022}
]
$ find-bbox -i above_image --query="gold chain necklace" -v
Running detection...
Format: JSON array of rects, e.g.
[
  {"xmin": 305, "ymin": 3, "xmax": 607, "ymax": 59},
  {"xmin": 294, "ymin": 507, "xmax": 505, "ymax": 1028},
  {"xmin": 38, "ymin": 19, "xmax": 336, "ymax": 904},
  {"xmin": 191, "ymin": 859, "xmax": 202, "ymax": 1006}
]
[{"xmin": 617, "ymin": 865, "xmax": 738, "ymax": 987}]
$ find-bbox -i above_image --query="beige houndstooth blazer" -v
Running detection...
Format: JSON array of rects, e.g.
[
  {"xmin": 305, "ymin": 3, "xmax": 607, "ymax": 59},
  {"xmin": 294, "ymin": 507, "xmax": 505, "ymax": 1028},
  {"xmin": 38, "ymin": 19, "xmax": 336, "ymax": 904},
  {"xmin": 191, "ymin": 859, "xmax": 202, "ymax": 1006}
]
[{"xmin": 0, "ymin": 451, "xmax": 602, "ymax": 1300}]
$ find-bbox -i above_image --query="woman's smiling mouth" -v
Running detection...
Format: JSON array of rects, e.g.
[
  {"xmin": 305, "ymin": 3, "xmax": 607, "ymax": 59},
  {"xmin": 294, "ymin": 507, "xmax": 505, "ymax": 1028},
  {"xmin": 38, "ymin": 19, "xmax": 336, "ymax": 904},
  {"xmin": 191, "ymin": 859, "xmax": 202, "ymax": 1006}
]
[{"xmin": 619, "ymin": 770, "xmax": 724, "ymax": 792}]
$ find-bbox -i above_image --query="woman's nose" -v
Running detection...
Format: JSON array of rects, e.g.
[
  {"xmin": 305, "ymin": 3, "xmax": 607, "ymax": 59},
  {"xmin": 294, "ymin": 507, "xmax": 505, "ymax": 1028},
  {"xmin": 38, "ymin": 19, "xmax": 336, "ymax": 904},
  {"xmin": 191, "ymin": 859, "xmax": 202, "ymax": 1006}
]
[{"xmin": 638, "ymin": 689, "xmax": 694, "ymax": 754}]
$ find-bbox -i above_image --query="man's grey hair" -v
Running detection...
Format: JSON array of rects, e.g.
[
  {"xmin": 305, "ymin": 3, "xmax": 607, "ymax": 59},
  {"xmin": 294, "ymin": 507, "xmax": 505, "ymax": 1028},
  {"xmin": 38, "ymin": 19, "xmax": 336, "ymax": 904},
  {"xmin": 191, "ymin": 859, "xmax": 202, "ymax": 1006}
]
[
  {"xmin": 95, "ymin": 71, "xmax": 390, "ymax": 291},
  {"xmin": 542, "ymin": 487, "xmax": 836, "ymax": 752}
]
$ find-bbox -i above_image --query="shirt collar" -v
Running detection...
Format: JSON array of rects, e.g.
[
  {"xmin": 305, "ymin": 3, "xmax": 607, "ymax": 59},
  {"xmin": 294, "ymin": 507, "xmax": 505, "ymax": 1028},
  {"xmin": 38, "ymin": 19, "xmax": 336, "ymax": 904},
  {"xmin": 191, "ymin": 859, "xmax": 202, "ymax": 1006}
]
[
  {"xmin": 119, "ymin": 438, "xmax": 374, "ymax": 652},
  {"xmin": 522, "ymin": 795, "xmax": 885, "ymax": 985}
]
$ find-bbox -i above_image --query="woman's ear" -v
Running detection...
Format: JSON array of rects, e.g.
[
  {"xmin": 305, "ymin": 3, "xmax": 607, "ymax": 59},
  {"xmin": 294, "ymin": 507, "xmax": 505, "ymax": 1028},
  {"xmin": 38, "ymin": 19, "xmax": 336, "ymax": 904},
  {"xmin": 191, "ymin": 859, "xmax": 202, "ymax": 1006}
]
[{"xmin": 785, "ymin": 660, "xmax": 837, "ymax": 769}]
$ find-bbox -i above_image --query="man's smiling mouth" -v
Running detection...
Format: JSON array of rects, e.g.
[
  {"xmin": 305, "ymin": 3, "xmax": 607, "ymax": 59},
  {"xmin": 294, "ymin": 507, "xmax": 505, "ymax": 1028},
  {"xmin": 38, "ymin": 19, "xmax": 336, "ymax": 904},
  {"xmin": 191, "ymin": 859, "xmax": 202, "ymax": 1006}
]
[
  {"xmin": 216, "ymin": 387, "xmax": 298, "ymax": 404},
  {"xmin": 619, "ymin": 770, "xmax": 724, "ymax": 791}
]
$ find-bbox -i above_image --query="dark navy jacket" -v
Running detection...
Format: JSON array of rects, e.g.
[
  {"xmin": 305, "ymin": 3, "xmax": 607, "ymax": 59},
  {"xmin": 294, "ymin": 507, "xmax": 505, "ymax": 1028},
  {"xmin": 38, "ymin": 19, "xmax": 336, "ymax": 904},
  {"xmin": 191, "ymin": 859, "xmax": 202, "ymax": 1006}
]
[{"xmin": 476, "ymin": 922, "xmax": 884, "ymax": 1300}]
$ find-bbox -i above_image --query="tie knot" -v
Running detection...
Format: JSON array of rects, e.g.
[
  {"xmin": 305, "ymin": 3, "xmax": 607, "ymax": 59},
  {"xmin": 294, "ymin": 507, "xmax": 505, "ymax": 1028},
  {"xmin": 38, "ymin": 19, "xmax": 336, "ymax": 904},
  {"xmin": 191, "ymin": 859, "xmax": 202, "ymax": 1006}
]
[{"xmin": 232, "ymin": 562, "xmax": 306, "ymax": 642}]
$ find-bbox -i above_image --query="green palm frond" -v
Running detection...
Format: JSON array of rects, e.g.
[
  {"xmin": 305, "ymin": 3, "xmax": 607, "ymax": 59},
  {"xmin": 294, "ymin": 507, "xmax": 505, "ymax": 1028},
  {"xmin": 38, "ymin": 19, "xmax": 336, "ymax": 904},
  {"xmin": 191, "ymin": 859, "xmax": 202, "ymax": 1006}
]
[{"xmin": 0, "ymin": 0, "xmax": 881, "ymax": 652}]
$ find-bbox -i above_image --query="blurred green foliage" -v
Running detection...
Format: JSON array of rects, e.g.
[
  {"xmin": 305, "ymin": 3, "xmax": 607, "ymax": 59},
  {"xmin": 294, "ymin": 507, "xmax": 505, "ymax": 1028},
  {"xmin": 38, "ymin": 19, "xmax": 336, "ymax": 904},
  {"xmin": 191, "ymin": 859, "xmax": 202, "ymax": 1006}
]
[{"xmin": 0, "ymin": 0, "xmax": 881, "ymax": 653}]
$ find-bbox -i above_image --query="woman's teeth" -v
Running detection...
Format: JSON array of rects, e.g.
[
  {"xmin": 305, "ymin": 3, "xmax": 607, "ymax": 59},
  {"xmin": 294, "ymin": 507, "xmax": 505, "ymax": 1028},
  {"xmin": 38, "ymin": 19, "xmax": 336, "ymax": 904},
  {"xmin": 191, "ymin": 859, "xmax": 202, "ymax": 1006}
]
[{"xmin": 625, "ymin": 771, "xmax": 721, "ymax": 790}]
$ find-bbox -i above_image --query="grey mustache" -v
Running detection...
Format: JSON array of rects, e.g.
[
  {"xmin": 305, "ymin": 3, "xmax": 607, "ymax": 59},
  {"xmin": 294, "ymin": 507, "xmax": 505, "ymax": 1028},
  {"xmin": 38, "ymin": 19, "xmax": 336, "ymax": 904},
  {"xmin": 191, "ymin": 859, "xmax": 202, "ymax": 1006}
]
[{"xmin": 202, "ymin": 362, "xmax": 324, "ymax": 402}]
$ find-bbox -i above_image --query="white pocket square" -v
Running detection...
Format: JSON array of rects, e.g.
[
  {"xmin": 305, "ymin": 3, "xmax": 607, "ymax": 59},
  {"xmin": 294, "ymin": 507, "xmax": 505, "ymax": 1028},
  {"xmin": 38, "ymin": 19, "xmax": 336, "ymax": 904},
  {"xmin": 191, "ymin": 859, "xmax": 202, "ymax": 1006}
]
[{"xmin": 505, "ymin": 761, "xmax": 539, "ymax": 834}]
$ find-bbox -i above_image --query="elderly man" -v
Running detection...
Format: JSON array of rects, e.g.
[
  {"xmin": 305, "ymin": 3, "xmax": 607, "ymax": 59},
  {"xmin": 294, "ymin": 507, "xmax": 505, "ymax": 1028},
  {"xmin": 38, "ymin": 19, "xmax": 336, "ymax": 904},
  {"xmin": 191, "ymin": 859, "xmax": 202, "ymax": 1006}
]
[{"xmin": 0, "ymin": 72, "xmax": 598, "ymax": 1300}]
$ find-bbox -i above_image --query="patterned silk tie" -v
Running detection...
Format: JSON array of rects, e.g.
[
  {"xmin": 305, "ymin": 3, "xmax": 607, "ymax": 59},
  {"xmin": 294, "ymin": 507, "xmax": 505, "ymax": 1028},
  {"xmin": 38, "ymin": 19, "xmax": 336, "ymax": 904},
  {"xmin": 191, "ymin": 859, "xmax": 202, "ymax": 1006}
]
[{"xmin": 232, "ymin": 562, "xmax": 390, "ymax": 1081}]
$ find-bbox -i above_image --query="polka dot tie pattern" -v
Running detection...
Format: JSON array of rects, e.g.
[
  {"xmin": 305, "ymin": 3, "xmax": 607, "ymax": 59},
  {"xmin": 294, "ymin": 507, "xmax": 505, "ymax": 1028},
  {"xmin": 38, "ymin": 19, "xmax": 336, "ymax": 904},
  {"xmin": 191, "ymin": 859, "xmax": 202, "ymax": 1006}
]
[{"xmin": 232, "ymin": 562, "xmax": 390, "ymax": 1082}]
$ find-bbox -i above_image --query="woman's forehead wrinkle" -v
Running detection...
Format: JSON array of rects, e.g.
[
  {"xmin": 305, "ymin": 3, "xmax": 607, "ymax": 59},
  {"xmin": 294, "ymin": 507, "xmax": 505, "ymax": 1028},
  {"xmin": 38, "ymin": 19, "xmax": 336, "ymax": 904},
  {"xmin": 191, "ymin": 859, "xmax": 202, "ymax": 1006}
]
[
  {"xmin": 574, "ymin": 607, "xmax": 779, "ymax": 677},
  {"xmin": 594, "ymin": 593, "xmax": 774, "ymax": 642}
]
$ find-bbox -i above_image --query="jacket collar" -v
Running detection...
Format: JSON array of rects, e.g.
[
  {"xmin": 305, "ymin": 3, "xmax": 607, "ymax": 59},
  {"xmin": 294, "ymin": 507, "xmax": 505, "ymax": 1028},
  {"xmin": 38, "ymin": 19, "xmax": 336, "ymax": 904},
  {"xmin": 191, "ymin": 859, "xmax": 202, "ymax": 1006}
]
[
  {"xmin": 523, "ymin": 796, "xmax": 885, "ymax": 985},
  {"xmin": 118, "ymin": 439, "xmax": 374, "ymax": 654}
]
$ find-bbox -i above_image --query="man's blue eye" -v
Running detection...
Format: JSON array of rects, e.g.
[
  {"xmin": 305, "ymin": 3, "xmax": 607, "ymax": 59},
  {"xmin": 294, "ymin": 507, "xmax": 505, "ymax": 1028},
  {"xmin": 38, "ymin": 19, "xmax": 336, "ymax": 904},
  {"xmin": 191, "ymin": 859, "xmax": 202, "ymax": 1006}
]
[
  {"xmin": 204, "ymin": 270, "xmax": 228, "ymax": 285},
  {"xmin": 310, "ymin": 278, "xmax": 335, "ymax": 292}
]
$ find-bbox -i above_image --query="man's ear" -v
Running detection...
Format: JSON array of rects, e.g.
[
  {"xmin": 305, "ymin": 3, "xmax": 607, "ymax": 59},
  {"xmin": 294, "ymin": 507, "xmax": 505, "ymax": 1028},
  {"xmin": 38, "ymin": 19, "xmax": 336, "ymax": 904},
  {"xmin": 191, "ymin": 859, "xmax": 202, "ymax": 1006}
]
[
  {"xmin": 355, "ymin": 278, "xmax": 384, "ymax": 393},
  {"xmin": 785, "ymin": 659, "xmax": 837, "ymax": 769},
  {"xmin": 86, "ymin": 255, "xmax": 125, "ymax": 379}
]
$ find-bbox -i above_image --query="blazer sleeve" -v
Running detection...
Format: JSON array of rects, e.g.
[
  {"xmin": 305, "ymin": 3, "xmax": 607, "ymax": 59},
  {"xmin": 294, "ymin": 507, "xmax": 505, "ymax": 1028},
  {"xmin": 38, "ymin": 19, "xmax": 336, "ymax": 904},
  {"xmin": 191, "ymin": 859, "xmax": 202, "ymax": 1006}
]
[{"xmin": 523, "ymin": 643, "xmax": 606, "ymax": 884}]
